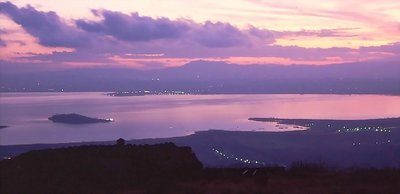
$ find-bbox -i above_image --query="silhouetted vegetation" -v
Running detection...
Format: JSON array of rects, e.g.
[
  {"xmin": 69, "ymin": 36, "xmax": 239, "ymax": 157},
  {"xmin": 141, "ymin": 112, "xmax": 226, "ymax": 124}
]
[
  {"xmin": 1, "ymin": 141, "xmax": 400, "ymax": 194},
  {"xmin": 0, "ymin": 142, "xmax": 202, "ymax": 194}
]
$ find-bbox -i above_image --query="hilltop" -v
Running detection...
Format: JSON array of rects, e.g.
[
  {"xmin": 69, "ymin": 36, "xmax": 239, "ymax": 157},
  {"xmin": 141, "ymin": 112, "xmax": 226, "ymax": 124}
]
[
  {"xmin": 1, "ymin": 141, "xmax": 400, "ymax": 194},
  {"xmin": 0, "ymin": 142, "xmax": 202, "ymax": 194}
]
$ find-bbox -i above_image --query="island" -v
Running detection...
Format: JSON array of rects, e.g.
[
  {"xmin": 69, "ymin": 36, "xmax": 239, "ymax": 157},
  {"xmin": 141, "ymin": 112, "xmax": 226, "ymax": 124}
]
[
  {"xmin": 0, "ymin": 126, "xmax": 8, "ymax": 129},
  {"xmin": 48, "ymin": 113, "xmax": 113, "ymax": 124}
]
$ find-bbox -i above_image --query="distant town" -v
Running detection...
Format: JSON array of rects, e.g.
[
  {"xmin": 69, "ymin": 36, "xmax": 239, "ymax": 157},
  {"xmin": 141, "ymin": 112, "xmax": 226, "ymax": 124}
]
[{"xmin": 107, "ymin": 90, "xmax": 192, "ymax": 96}]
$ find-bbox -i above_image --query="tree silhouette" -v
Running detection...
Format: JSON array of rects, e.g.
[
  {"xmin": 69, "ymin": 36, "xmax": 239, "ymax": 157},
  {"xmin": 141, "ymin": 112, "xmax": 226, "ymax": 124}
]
[{"xmin": 116, "ymin": 138, "xmax": 125, "ymax": 146}]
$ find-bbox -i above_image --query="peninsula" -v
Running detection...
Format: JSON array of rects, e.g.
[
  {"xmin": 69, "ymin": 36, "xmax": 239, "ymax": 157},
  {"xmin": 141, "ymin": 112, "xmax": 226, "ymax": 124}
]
[{"xmin": 248, "ymin": 117, "xmax": 400, "ymax": 132}]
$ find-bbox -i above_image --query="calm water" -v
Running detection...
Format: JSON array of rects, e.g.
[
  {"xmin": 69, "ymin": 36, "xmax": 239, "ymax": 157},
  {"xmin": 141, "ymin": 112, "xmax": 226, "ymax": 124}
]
[{"xmin": 1, "ymin": 93, "xmax": 400, "ymax": 145}]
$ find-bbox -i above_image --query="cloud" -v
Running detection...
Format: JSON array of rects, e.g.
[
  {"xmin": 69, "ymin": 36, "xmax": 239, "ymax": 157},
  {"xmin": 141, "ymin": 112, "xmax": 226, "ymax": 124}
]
[
  {"xmin": 0, "ymin": 28, "xmax": 8, "ymax": 34},
  {"xmin": 0, "ymin": 1, "xmax": 91, "ymax": 48},
  {"xmin": 191, "ymin": 21, "xmax": 250, "ymax": 48},
  {"xmin": 76, "ymin": 10, "xmax": 254, "ymax": 48},
  {"xmin": 0, "ymin": 1, "xmax": 399, "ymax": 70},
  {"xmin": 276, "ymin": 28, "xmax": 359, "ymax": 38},
  {"xmin": 0, "ymin": 38, "xmax": 6, "ymax": 47},
  {"xmin": 0, "ymin": 1, "xmax": 361, "ymax": 51},
  {"xmin": 245, "ymin": 26, "xmax": 358, "ymax": 45},
  {"xmin": 360, "ymin": 42, "xmax": 400, "ymax": 54},
  {"xmin": 76, "ymin": 10, "xmax": 189, "ymax": 42},
  {"xmin": 247, "ymin": 26, "xmax": 275, "ymax": 39}
]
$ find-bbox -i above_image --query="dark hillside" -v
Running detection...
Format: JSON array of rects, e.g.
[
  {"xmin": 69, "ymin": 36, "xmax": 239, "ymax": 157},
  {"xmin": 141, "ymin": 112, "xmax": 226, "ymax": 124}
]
[
  {"xmin": 1, "ymin": 141, "xmax": 400, "ymax": 194},
  {"xmin": 0, "ymin": 142, "xmax": 202, "ymax": 194}
]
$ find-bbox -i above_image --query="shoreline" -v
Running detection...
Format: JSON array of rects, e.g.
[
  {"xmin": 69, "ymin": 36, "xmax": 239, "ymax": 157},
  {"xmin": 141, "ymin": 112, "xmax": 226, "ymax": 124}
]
[
  {"xmin": 1, "ymin": 117, "xmax": 399, "ymax": 146},
  {"xmin": 249, "ymin": 117, "xmax": 400, "ymax": 132},
  {"xmin": 1, "ymin": 91, "xmax": 400, "ymax": 96},
  {"xmin": 1, "ymin": 117, "xmax": 399, "ymax": 168},
  {"xmin": 1, "ymin": 117, "xmax": 400, "ymax": 147}
]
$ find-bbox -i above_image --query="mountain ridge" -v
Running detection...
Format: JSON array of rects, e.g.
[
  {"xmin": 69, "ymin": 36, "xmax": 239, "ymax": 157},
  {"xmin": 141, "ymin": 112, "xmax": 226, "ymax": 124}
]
[{"xmin": 1, "ymin": 60, "xmax": 399, "ymax": 93}]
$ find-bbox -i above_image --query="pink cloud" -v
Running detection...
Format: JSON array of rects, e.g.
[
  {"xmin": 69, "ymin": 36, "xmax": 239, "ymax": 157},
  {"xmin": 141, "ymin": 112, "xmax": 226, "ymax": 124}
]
[{"xmin": 0, "ymin": 1, "xmax": 399, "ymax": 71}]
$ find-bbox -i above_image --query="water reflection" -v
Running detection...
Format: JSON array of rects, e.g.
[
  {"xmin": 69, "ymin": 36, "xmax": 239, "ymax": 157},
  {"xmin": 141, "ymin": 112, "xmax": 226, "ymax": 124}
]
[{"xmin": 0, "ymin": 93, "xmax": 399, "ymax": 145}]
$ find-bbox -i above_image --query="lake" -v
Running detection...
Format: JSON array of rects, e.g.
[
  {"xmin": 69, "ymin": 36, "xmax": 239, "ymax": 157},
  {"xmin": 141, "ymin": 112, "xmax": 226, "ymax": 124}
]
[{"xmin": 1, "ymin": 93, "xmax": 400, "ymax": 145}]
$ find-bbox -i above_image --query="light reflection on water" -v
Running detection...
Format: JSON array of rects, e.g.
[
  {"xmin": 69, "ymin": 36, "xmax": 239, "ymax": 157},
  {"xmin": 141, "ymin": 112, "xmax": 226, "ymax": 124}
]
[{"xmin": 0, "ymin": 93, "xmax": 399, "ymax": 145}]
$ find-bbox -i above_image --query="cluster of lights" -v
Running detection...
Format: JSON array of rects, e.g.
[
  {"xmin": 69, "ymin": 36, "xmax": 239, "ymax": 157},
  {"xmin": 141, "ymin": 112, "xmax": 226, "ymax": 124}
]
[
  {"xmin": 352, "ymin": 139, "xmax": 391, "ymax": 146},
  {"xmin": 164, "ymin": 90, "xmax": 186, "ymax": 95},
  {"xmin": 212, "ymin": 148, "xmax": 265, "ymax": 165},
  {"xmin": 109, "ymin": 90, "xmax": 189, "ymax": 96},
  {"xmin": 338, "ymin": 126, "xmax": 391, "ymax": 133},
  {"xmin": 303, "ymin": 123, "xmax": 315, "ymax": 127}
]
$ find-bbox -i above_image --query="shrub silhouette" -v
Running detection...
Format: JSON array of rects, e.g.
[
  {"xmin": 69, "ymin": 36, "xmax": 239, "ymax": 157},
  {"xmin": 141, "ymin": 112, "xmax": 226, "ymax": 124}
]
[
  {"xmin": 116, "ymin": 138, "xmax": 125, "ymax": 146},
  {"xmin": 0, "ymin": 142, "xmax": 202, "ymax": 194}
]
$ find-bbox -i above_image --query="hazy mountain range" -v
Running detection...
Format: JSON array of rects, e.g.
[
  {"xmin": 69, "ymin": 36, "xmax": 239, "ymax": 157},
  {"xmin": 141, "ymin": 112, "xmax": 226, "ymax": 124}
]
[{"xmin": 1, "ymin": 60, "xmax": 399, "ymax": 94}]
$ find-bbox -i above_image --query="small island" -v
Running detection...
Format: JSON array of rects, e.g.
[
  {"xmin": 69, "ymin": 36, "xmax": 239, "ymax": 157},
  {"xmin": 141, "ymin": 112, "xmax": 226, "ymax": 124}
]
[
  {"xmin": 0, "ymin": 126, "xmax": 8, "ymax": 129},
  {"xmin": 48, "ymin": 113, "xmax": 113, "ymax": 124}
]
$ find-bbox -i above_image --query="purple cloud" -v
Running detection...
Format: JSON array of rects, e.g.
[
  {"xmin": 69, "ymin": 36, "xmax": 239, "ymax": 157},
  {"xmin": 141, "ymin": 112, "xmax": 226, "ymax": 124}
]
[
  {"xmin": 0, "ymin": 29, "xmax": 7, "ymax": 46},
  {"xmin": 0, "ymin": 1, "xmax": 91, "ymax": 48},
  {"xmin": 0, "ymin": 1, "xmax": 399, "ymax": 71},
  {"xmin": 0, "ymin": 28, "xmax": 8, "ymax": 34},
  {"xmin": 191, "ymin": 21, "xmax": 250, "ymax": 48},
  {"xmin": 0, "ymin": 1, "xmax": 360, "ymax": 51},
  {"xmin": 76, "ymin": 10, "xmax": 189, "ymax": 42},
  {"xmin": 76, "ymin": 10, "xmax": 252, "ymax": 48},
  {"xmin": 360, "ymin": 42, "xmax": 400, "ymax": 54},
  {"xmin": 276, "ymin": 28, "xmax": 359, "ymax": 38},
  {"xmin": 248, "ymin": 26, "xmax": 276, "ymax": 40},
  {"xmin": 0, "ymin": 38, "xmax": 6, "ymax": 47}
]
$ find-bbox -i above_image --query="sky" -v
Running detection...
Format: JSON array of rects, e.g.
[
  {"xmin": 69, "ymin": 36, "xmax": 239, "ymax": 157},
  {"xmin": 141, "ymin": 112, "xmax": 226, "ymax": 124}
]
[{"xmin": 0, "ymin": 0, "xmax": 399, "ymax": 71}]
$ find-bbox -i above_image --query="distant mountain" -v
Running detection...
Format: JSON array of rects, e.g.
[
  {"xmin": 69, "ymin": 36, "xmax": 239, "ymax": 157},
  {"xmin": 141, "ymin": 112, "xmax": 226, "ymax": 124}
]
[
  {"xmin": 1, "ymin": 60, "xmax": 399, "ymax": 94},
  {"xmin": 157, "ymin": 60, "xmax": 400, "ymax": 80}
]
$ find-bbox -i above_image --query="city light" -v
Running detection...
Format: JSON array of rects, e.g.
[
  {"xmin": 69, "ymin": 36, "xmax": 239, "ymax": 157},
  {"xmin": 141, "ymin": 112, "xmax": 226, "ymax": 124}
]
[
  {"xmin": 337, "ymin": 126, "xmax": 390, "ymax": 133},
  {"xmin": 212, "ymin": 148, "xmax": 265, "ymax": 165}
]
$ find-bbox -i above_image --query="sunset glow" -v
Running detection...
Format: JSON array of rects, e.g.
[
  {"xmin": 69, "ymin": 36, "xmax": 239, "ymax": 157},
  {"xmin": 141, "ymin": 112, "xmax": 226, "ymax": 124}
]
[{"xmin": 0, "ymin": 0, "xmax": 399, "ymax": 70}]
